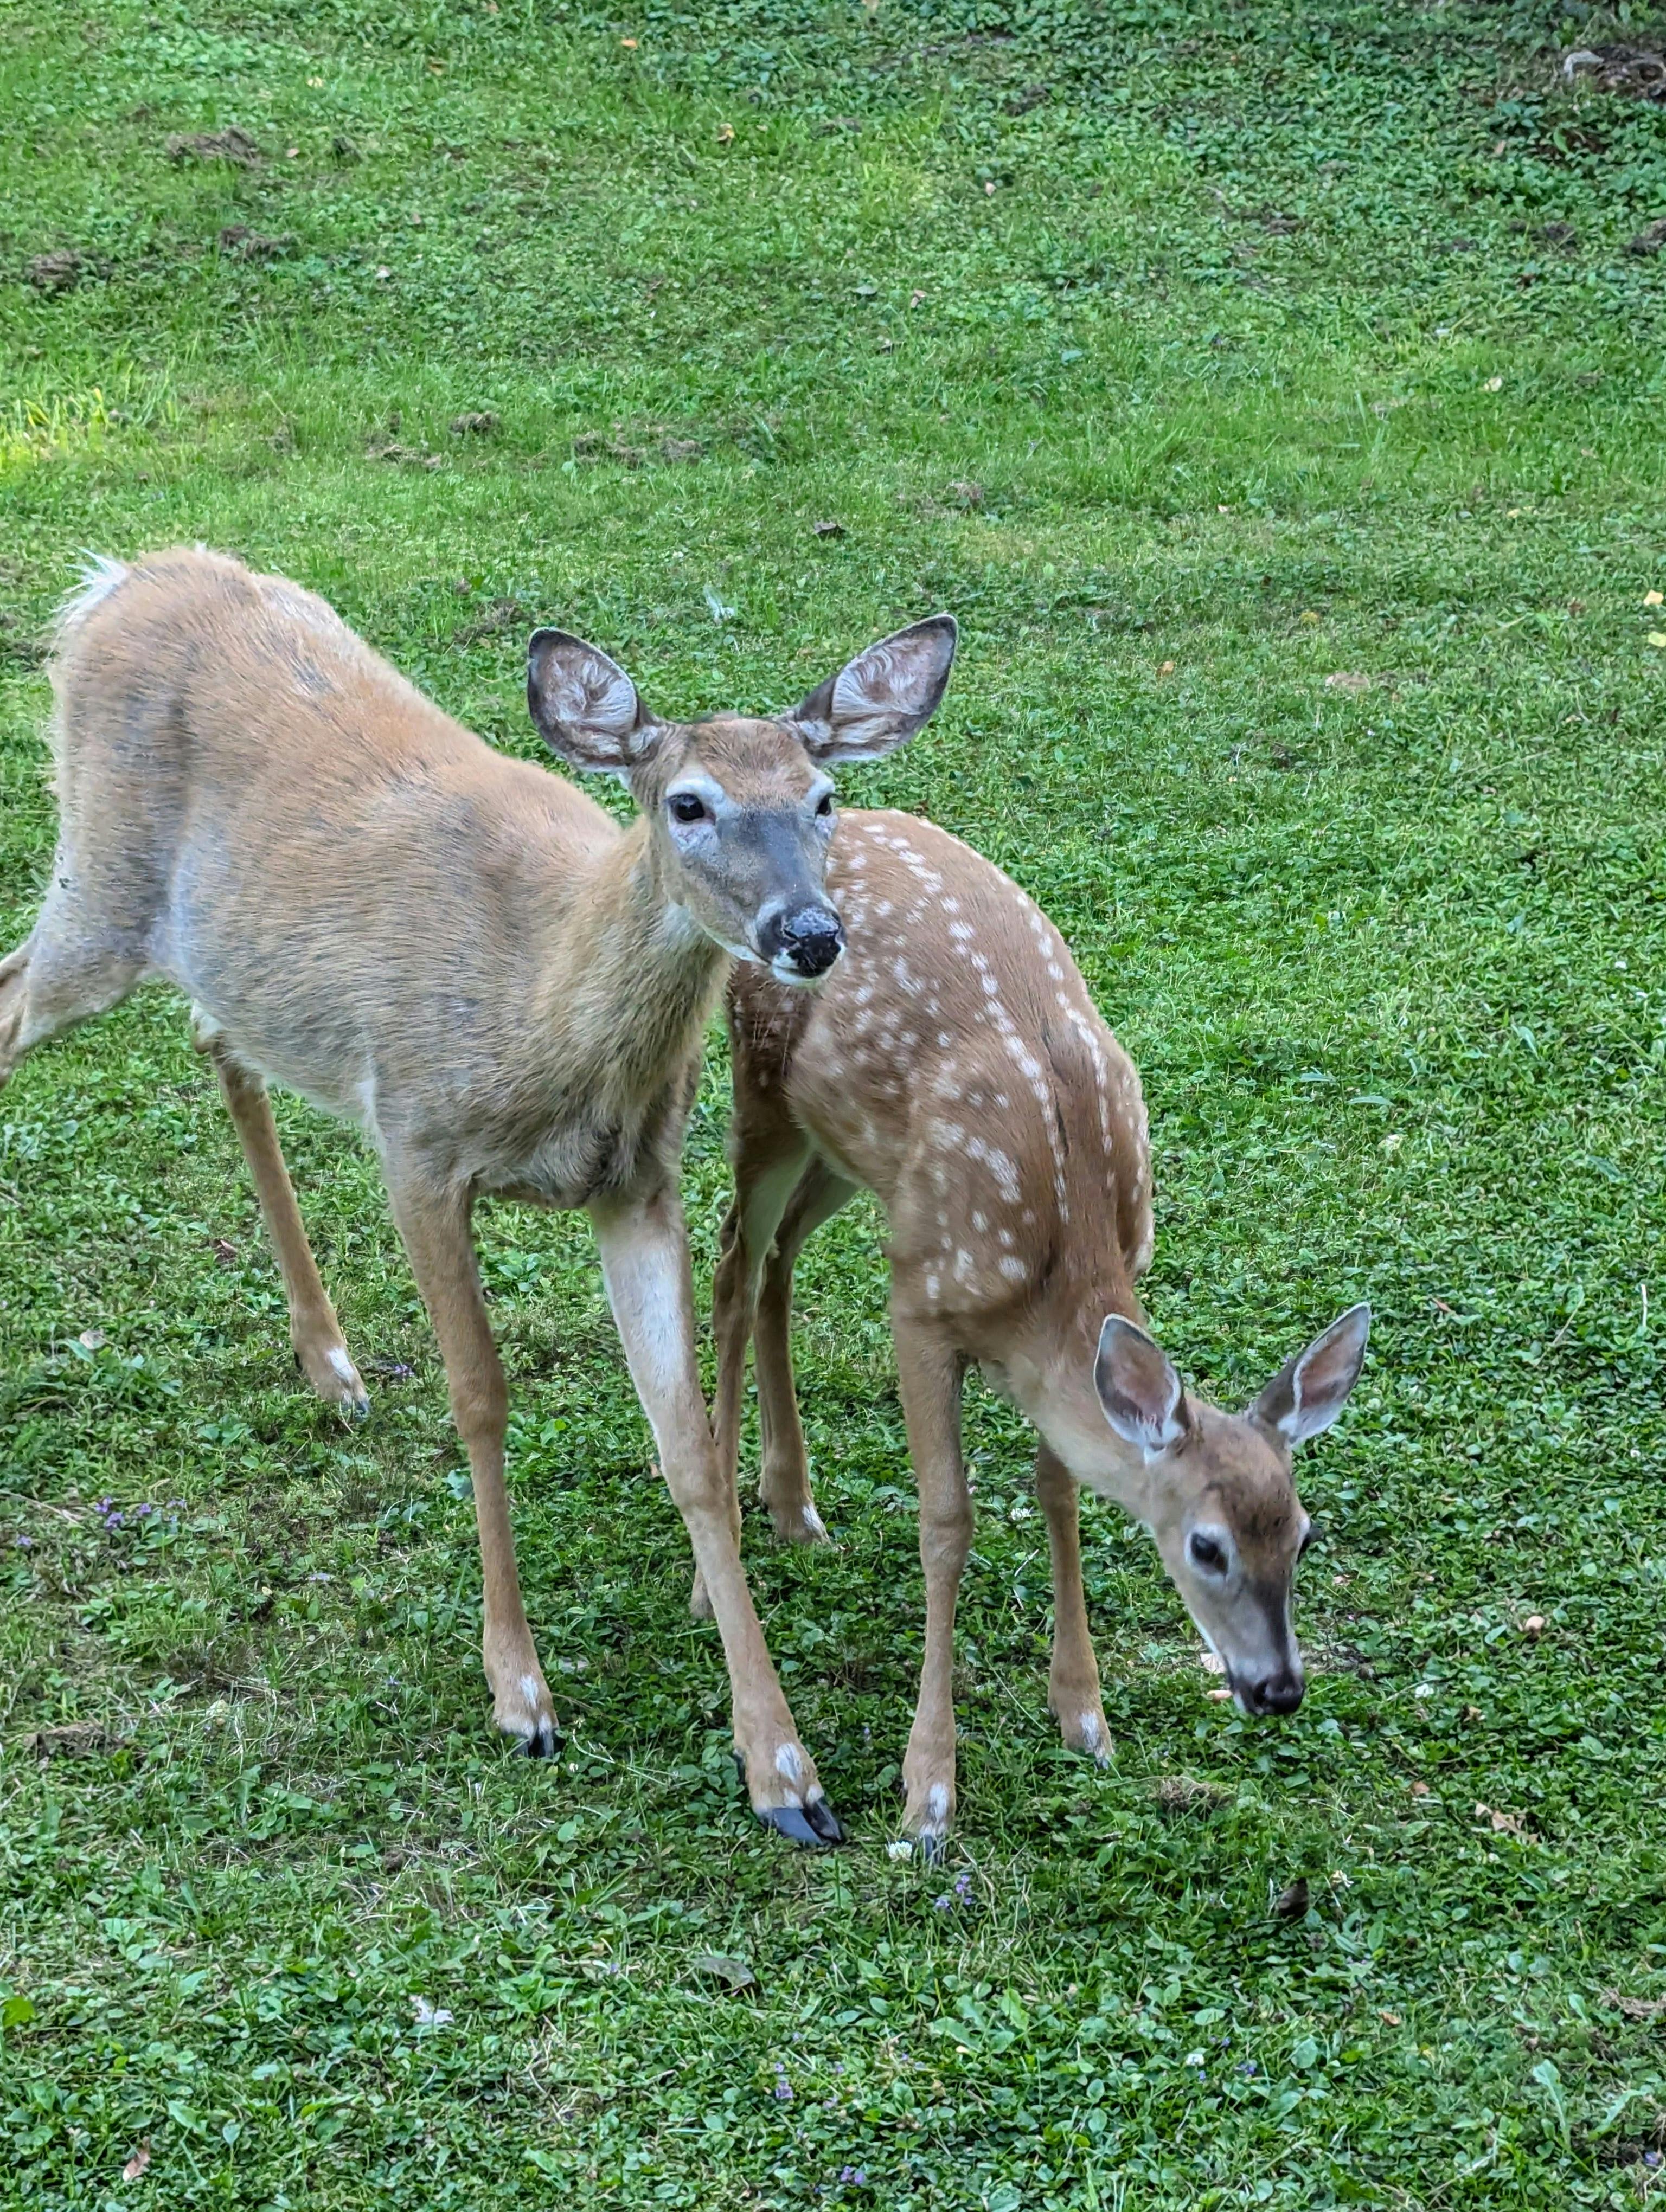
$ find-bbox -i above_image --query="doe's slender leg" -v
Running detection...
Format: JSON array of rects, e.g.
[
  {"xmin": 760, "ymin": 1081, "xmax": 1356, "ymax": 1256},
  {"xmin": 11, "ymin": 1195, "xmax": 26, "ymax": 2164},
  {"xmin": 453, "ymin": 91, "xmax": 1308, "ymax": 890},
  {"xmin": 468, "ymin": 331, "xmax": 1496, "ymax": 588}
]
[
  {"xmin": 594, "ymin": 1185, "xmax": 840, "ymax": 1846},
  {"xmin": 388, "ymin": 1167, "xmax": 557, "ymax": 1756},
  {"xmin": 205, "ymin": 1039, "xmax": 368, "ymax": 1420}
]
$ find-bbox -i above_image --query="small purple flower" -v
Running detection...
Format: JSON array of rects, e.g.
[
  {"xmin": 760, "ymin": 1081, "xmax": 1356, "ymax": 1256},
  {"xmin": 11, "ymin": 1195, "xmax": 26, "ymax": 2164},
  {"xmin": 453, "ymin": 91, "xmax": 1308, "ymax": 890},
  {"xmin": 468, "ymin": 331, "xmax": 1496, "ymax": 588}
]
[
  {"xmin": 772, "ymin": 2061, "xmax": 793, "ymax": 2102},
  {"xmin": 1238, "ymin": 2061, "xmax": 1258, "ymax": 2078},
  {"xmin": 134, "ymin": 1502, "xmax": 155, "ymax": 1518},
  {"xmin": 1647, "ymin": 2151, "xmax": 1663, "ymax": 2170},
  {"xmin": 933, "ymin": 1893, "xmax": 952, "ymax": 1911},
  {"xmin": 14, "ymin": 1536, "xmax": 33, "ymax": 1550},
  {"xmin": 954, "ymin": 1870, "xmax": 973, "ymax": 1902},
  {"xmin": 838, "ymin": 2168, "xmax": 868, "ymax": 2187}
]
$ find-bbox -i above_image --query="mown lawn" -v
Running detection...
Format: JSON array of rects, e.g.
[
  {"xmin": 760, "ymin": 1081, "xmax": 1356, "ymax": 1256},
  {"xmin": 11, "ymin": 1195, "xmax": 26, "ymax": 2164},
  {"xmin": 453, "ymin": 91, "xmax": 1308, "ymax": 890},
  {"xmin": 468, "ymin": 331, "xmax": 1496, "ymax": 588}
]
[{"xmin": 4, "ymin": 0, "xmax": 1666, "ymax": 2203}]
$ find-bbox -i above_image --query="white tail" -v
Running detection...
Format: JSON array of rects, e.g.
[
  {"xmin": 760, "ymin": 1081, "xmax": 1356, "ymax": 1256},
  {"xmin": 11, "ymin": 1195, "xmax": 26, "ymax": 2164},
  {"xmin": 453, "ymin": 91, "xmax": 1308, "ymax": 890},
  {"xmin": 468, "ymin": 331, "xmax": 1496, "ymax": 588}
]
[
  {"xmin": 56, "ymin": 551, "xmax": 132, "ymax": 634},
  {"xmin": 0, "ymin": 546, "xmax": 955, "ymax": 1846},
  {"xmin": 710, "ymin": 809, "xmax": 1368, "ymax": 1851}
]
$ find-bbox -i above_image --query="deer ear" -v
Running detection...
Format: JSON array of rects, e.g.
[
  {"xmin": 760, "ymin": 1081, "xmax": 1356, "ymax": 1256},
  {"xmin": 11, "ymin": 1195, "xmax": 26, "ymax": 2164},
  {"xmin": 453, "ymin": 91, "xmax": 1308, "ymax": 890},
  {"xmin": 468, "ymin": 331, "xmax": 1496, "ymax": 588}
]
[
  {"xmin": 785, "ymin": 614, "xmax": 957, "ymax": 763},
  {"xmin": 1094, "ymin": 1315, "xmax": 1188, "ymax": 1456},
  {"xmin": 527, "ymin": 629, "xmax": 656, "ymax": 774},
  {"xmin": 1252, "ymin": 1304, "xmax": 1370, "ymax": 1445}
]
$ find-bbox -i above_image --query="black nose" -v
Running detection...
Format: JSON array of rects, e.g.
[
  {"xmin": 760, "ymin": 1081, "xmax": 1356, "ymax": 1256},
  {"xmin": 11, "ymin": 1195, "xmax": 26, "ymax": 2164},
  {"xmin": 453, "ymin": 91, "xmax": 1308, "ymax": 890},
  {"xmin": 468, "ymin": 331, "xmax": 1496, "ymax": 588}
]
[
  {"xmin": 1242, "ymin": 1669, "xmax": 1304, "ymax": 1718},
  {"xmin": 768, "ymin": 906, "xmax": 844, "ymax": 979}
]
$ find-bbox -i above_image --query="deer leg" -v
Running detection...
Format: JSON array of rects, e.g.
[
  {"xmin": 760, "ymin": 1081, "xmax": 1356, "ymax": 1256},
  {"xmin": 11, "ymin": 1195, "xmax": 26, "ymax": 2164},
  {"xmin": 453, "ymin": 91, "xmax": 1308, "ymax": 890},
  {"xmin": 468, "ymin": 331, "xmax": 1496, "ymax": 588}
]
[
  {"xmin": 754, "ymin": 1160, "xmax": 857, "ymax": 1545},
  {"xmin": 697, "ymin": 1129, "xmax": 814, "ymax": 1617},
  {"xmin": 204, "ymin": 1040, "xmax": 368, "ymax": 1422},
  {"xmin": 594, "ymin": 1186, "xmax": 840, "ymax": 1847},
  {"xmin": 1036, "ymin": 1443, "xmax": 1111, "ymax": 1764},
  {"xmin": 894, "ymin": 1313, "xmax": 971, "ymax": 1857},
  {"xmin": 0, "ymin": 927, "xmax": 141, "ymax": 1087},
  {"xmin": 387, "ymin": 1169, "xmax": 556, "ymax": 1757}
]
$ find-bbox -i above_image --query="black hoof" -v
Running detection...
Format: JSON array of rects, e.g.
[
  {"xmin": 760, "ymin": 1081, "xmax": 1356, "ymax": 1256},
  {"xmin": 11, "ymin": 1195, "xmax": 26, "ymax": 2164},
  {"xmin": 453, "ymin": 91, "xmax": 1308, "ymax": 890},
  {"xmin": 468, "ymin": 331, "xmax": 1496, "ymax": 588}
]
[
  {"xmin": 804, "ymin": 1794, "xmax": 843, "ymax": 1844},
  {"xmin": 759, "ymin": 1798, "xmax": 843, "ymax": 1849},
  {"xmin": 915, "ymin": 1830, "xmax": 947, "ymax": 1866},
  {"xmin": 520, "ymin": 1718, "xmax": 560, "ymax": 1760}
]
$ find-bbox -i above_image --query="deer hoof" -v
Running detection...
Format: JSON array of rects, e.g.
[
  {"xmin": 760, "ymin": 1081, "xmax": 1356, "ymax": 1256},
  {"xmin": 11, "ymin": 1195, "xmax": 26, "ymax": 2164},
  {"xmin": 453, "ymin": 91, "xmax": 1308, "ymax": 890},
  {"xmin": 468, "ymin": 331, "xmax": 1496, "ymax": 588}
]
[
  {"xmin": 767, "ymin": 1501, "xmax": 829, "ymax": 1547},
  {"xmin": 689, "ymin": 1570, "xmax": 715, "ymax": 1621},
  {"xmin": 511, "ymin": 1714, "xmax": 560, "ymax": 1760},
  {"xmin": 758, "ymin": 1795, "xmax": 844, "ymax": 1848},
  {"xmin": 1058, "ymin": 1706, "xmax": 1113, "ymax": 1765}
]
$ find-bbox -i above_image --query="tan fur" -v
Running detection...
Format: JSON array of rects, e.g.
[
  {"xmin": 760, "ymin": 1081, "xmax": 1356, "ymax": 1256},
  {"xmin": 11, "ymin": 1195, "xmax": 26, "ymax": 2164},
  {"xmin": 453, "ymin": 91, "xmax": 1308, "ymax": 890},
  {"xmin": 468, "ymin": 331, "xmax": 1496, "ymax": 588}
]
[
  {"xmin": 0, "ymin": 546, "xmax": 872, "ymax": 1832},
  {"xmin": 710, "ymin": 810, "xmax": 1365, "ymax": 1849}
]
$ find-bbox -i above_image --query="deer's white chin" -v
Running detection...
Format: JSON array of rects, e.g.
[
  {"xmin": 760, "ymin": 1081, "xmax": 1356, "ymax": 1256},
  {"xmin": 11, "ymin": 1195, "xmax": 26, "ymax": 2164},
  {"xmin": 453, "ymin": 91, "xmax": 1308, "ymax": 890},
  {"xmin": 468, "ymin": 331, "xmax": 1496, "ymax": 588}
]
[{"xmin": 768, "ymin": 951, "xmax": 836, "ymax": 989}]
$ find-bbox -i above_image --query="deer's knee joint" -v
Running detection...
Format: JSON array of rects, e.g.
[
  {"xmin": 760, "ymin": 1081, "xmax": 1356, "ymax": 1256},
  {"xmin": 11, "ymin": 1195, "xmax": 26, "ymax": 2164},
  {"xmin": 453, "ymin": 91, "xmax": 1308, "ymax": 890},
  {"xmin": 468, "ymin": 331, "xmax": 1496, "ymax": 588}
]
[
  {"xmin": 920, "ymin": 1496, "xmax": 973, "ymax": 1564},
  {"xmin": 449, "ymin": 1366, "xmax": 507, "ymax": 1442}
]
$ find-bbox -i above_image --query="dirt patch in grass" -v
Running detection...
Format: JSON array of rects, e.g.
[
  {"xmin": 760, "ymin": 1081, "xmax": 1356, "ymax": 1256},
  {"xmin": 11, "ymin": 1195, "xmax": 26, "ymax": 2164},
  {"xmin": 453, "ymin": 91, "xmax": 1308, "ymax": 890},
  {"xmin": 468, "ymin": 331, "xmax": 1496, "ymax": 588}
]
[{"xmin": 167, "ymin": 126, "xmax": 261, "ymax": 165}]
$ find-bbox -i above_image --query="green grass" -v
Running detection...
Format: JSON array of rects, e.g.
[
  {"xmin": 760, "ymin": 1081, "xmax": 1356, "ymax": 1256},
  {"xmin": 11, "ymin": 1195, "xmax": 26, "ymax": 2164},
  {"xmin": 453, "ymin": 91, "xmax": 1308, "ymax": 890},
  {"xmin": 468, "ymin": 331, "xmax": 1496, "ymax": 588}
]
[{"xmin": 5, "ymin": 0, "xmax": 1666, "ymax": 2202}]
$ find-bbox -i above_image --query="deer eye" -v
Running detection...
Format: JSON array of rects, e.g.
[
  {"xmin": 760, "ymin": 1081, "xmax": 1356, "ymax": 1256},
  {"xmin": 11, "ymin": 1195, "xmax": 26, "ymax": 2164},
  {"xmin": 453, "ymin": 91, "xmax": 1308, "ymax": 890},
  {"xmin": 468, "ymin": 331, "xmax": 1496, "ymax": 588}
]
[
  {"xmin": 1298, "ymin": 1527, "xmax": 1317, "ymax": 1559},
  {"xmin": 668, "ymin": 792, "xmax": 708, "ymax": 825},
  {"xmin": 1188, "ymin": 1531, "xmax": 1228, "ymax": 1576},
  {"xmin": 815, "ymin": 792, "xmax": 834, "ymax": 818}
]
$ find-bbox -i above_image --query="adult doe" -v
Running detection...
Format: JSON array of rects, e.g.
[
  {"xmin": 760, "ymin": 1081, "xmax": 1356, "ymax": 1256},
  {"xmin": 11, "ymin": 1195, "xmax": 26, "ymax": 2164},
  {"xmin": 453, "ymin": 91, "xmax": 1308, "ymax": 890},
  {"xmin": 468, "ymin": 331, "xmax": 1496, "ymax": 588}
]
[
  {"xmin": 0, "ymin": 547, "xmax": 957, "ymax": 1843},
  {"xmin": 709, "ymin": 808, "xmax": 1368, "ymax": 1849}
]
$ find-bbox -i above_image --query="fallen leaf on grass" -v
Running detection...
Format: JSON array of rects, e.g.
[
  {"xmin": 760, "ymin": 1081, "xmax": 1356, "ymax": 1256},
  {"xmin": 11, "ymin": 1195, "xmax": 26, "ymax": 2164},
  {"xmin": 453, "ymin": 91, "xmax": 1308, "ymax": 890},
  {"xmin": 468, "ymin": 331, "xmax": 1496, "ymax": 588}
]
[
  {"xmin": 1475, "ymin": 1802, "xmax": 1529, "ymax": 1834},
  {"xmin": 1603, "ymin": 1989, "xmax": 1666, "ymax": 2020},
  {"xmin": 1379, "ymin": 2009, "xmax": 1402, "ymax": 2025},
  {"xmin": 78, "ymin": 1328, "xmax": 107, "ymax": 1350},
  {"xmin": 217, "ymin": 226, "xmax": 293, "ymax": 261},
  {"xmin": 715, "ymin": 123, "xmax": 734, "ymax": 145},
  {"xmin": 1409, "ymin": 1780, "xmax": 1429, "ymax": 1797},
  {"xmin": 28, "ymin": 249, "xmax": 82, "ymax": 292},
  {"xmin": 691, "ymin": 1952, "xmax": 759, "ymax": 1994},
  {"xmin": 812, "ymin": 520, "xmax": 845, "ymax": 538},
  {"xmin": 1324, "ymin": 672, "xmax": 1370, "ymax": 693},
  {"xmin": 449, "ymin": 410, "xmax": 499, "ymax": 436},
  {"xmin": 208, "ymin": 1239, "xmax": 238, "ymax": 1265},
  {"xmin": 122, "ymin": 2141, "xmax": 152, "ymax": 2182},
  {"xmin": 1154, "ymin": 1774, "xmax": 1228, "ymax": 1817},
  {"xmin": 1483, "ymin": 375, "xmax": 1503, "ymax": 392},
  {"xmin": 1521, "ymin": 1614, "xmax": 1547, "ymax": 1637},
  {"xmin": 28, "ymin": 1723, "xmax": 131, "ymax": 1758},
  {"xmin": 1645, "ymin": 589, "xmax": 1663, "ymax": 606},
  {"xmin": 1272, "ymin": 1879, "xmax": 1310, "ymax": 1920},
  {"xmin": 411, "ymin": 1996, "xmax": 453, "ymax": 2027}
]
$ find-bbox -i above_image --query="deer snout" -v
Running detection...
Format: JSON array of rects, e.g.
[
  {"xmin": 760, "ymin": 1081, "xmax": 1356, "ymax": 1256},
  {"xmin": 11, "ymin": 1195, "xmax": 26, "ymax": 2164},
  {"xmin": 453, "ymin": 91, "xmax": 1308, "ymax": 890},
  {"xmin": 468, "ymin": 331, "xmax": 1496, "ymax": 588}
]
[
  {"xmin": 761, "ymin": 903, "xmax": 845, "ymax": 983},
  {"xmin": 1238, "ymin": 1664, "xmax": 1305, "ymax": 1718}
]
